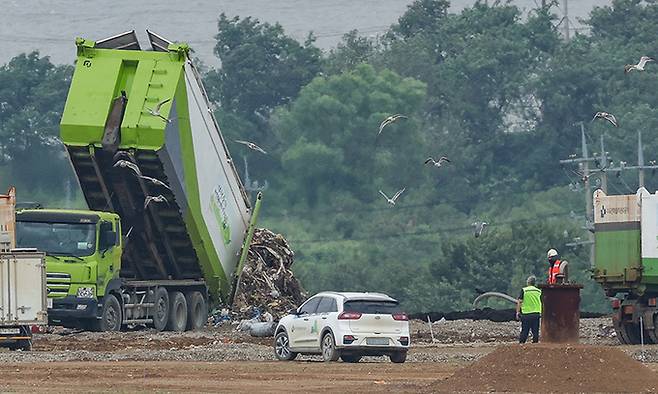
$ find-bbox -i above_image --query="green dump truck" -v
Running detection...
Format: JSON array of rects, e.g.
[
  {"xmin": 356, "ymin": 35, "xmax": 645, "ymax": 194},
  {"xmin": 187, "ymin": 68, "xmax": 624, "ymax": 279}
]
[
  {"xmin": 593, "ymin": 188, "xmax": 658, "ymax": 344},
  {"xmin": 15, "ymin": 31, "xmax": 262, "ymax": 331}
]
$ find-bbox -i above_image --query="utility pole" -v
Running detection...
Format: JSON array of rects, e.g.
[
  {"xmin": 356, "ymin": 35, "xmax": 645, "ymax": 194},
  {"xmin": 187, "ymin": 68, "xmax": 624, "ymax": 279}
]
[
  {"xmin": 559, "ymin": 123, "xmax": 595, "ymax": 267},
  {"xmin": 638, "ymin": 131, "xmax": 645, "ymax": 188},
  {"xmin": 599, "ymin": 135, "xmax": 609, "ymax": 193},
  {"xmin": 601, "ymin": 132, "xmax": 658, "ymax": 189},
  {"xmin": 563, "ymin": 0, "xmax": 570, "ymax": 42}
]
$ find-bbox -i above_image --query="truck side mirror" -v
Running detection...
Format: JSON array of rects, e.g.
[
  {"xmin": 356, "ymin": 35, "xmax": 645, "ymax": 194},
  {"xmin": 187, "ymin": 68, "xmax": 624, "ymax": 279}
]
[{"xmin": 99, "ymin": 222, "xmax": 117, "ymax": 253}]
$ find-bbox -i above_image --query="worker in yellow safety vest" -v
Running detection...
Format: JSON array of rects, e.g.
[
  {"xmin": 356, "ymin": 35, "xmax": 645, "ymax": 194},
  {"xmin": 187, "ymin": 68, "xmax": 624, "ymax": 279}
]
[{"xmin": 516, "ymin": 275, "xmax": 542, "ymax": 343}]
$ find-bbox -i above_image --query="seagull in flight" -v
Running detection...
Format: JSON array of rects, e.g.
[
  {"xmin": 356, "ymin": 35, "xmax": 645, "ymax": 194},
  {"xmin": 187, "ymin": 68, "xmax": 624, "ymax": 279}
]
[
  {"xmin": 144, "ymin": 195, "xmax": 169, "ymax": 209},
  {"xmin": 378, "ymin": 114, "xmax": 408, "ymax": 136},
  {"xmin": 112, "ymin": 150, "xmax": 135, "ymax": 163},
  {"xmin": 571, "ymin": 169, "xmax": 603, "ymax": 183},
  {"xmin": 235, "ymin": 140, "xmax": 267, "ymax": 154},
  {"xmin": 592, "ymin": 112, "xmax": 619, "ymax": 127},
  {"xmin": 146, "ymin": 98, "xmax": 172, "ymax": 123},
  {"xmin": 472, "ymin": 221, "xmax": 488, "ymax": 238},
  {"xmin": 625, "ymin": 56, "xmax": 655, "ymax": 73},
  {"xmin": 379, "ymin": 188, "xmax": 405, "ymax": 206},
  {"xmin": 113, "ymin": 160, "xmax": 142, "ymax": 176},
  {"xmin": 140, "ymin": 175, "xmax": 171, "ymax": 191},
  {"xmin": 424, "ymin": 156, "xmax": 451, "ymax": 168}
]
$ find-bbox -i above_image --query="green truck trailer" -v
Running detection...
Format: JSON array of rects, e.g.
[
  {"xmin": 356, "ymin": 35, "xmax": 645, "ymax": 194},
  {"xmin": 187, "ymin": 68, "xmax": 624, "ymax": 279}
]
[
  {"xmin": 593, "ymin": 188, "xmax": 658, "ymax": 344},
  {"xmin": 15, "ymin": 31, "xmax": 262, "ymax": 331}
]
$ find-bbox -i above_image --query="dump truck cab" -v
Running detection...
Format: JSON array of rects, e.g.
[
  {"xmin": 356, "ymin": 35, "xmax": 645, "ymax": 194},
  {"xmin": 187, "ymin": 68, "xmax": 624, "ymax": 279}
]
[{"xmin": 16, "ymin": 209, "xmax": 122, "ymax": 325}]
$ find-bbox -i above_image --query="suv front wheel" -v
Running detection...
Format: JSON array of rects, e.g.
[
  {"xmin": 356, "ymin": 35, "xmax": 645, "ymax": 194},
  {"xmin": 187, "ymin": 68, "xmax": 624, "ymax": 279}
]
[
  {"xmin": 321, "ymin": 332, "xmax": 340, "ymax": 362},
  {"xmin": 274, "ymin": 331, "xmax": 297, "ymax": 361}
]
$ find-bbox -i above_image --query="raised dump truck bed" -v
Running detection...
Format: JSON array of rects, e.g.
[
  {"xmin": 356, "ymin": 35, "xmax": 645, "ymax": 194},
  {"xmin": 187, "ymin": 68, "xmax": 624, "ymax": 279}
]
[
  {"xmin": 61, "ymin": 31, "xmax": 254, "ymax": 301},
  {"xmin": 15, "ymin": 31, "xmax": 261, "ymax": 332}
]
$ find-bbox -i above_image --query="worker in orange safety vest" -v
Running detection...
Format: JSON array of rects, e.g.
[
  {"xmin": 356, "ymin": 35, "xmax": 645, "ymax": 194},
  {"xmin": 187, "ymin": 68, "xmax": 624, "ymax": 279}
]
[{"xmin": 547, "ymin": 248, "xmax": 568, "ymax": 285}]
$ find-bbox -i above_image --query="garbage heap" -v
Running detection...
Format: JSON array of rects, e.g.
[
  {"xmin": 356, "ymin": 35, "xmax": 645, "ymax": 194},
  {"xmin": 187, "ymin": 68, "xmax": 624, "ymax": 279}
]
[{"xmin": 232, "ymin": 228, "xmax": 306, "ymax": 320}]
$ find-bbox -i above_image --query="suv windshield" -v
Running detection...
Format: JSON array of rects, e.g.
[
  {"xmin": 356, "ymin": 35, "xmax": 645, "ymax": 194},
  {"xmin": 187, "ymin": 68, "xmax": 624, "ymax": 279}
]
[
  {"xmin": 17, "ymin": 222, "xmax": 96, "ymax": 257},
  {"xmin": 343, "ymin": 300, "xmax": 401, "ymax": 314}
]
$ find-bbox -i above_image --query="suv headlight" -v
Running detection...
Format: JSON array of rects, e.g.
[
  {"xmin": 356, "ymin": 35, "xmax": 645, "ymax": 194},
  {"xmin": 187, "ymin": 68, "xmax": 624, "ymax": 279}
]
[{"xmin": 76, "ymin": 287, "xmax": 95, "ymax": 299}]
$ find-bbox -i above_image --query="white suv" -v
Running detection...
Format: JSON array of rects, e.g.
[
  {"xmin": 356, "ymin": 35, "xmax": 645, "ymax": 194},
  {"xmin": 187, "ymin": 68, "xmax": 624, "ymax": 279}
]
[{"xmin": 273, "ymin": 291, "xmax": 410, "ymax": 363}]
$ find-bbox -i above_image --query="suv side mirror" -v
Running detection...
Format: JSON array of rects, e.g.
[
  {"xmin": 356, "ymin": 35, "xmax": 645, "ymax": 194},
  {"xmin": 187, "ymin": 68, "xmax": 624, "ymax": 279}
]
[{"xmin": 289, "ymin": 308, "xmax": 300, "ymax": 316}]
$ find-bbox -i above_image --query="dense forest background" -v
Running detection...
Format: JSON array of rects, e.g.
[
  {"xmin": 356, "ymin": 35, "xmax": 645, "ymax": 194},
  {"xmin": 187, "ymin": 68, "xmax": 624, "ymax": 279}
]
[{"xmin": 3, "ymin": 0, "xmax": 658, "ymax": 312}]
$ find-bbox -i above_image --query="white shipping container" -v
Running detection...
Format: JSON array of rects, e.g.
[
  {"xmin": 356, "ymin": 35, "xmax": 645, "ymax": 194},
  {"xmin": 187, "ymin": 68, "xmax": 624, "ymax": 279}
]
[{"xmin": 0, "ymin": 251, "xmax": 47, "ymax": 325}]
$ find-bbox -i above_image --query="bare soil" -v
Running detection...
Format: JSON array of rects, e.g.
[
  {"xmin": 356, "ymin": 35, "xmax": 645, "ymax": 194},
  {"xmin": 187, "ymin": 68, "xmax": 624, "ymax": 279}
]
[
  {"xmin": 0, "ymin": 361, "xmax": 458, "ymax": 393},
  {"xmin": 434, "ymin": 344, "xmax": 658, "ymax": 393}
]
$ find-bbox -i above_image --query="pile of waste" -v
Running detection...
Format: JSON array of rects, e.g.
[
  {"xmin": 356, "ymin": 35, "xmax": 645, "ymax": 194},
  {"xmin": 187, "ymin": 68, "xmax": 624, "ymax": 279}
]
[{"xmin": 231, "ymin": 228, "xmax": 306, "ymax": 323}]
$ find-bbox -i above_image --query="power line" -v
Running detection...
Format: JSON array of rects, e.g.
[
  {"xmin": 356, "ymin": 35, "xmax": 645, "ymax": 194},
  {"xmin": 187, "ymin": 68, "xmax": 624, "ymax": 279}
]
[
  {"xmin": 290, "ymin": 210, "xmax": 576, "ymax": 244},
  {"xmin": 262, "ymin": 183, "xmax": 572, "ymax": 220}
]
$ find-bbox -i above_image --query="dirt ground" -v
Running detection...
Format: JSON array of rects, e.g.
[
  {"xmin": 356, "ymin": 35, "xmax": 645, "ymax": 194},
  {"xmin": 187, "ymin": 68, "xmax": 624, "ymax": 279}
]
[
  {"xmin": 1, "ymin": 318, "xmax": 658, "ymax": 392},
  {"xmin": 0, "ymin": 361, "xmax": 458, "ymax": 393}
]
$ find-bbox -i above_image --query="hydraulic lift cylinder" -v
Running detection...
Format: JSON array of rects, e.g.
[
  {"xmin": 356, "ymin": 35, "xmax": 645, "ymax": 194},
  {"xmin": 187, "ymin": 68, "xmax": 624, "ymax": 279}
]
[{"xmin": 538, "ymin": 284, "xmax": 583, "ymax": 343}]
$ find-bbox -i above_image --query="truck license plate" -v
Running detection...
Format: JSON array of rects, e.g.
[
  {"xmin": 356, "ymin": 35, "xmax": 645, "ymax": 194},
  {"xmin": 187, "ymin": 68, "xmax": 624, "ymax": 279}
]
[
  {"xmin": 47, "ymin": 298, "xmax": 53, "ymax": 308},
  {"xmin": 366, "ymin": 337, "xmax": 389, "ymax": 346},
  {"xmin": 0, "ymin": 328, "xmax": 20, "ymax": 334}
]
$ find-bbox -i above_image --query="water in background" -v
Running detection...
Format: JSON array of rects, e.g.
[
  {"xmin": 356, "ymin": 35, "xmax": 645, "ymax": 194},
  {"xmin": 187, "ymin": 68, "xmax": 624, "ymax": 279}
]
[{"xmin": 2, "ymin": 0, "xmax": 611, "ymax": 66}]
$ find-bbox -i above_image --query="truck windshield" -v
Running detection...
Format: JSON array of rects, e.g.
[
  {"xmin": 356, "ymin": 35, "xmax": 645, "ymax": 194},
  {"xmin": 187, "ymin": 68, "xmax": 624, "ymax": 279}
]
[{"xmin": 16, "ymin": 222, "xmax": 96, "ymax": 257}]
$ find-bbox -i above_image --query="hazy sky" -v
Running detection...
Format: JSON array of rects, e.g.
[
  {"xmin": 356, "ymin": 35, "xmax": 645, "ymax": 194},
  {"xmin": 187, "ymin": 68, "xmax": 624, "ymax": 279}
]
[{"xmin": 2, "ymin": 0, "xmax": 611, "ymax": 66}]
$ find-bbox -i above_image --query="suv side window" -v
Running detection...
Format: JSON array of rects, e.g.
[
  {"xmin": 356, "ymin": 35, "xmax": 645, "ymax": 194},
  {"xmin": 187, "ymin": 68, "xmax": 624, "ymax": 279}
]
[
  {"xmin": 299, "ymin": 297, "xmax": 321, "ymax": 315},
  {"xmin": 317, "ymin": 297, "xmax": 337, "ymax": 314}
]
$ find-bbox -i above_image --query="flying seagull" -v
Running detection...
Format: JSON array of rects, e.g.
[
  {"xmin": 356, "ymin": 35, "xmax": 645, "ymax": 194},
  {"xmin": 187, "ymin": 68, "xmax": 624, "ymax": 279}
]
[
  {"xmin": 235, "ymin": 140, "xmax": 267, "ymax": 154},
  {"xmin": 379, "ymin": 188, "xmax": 406, "ymax": 206},
  {"xmin": 571, "ymin": 168, "xmax": 603, "ymax": 183},
  {"xmin": 472, "ymin": 221, "xmax": 488, "ymax": 238},
  {"xmin": 378, "ymin": 114, "xmax": 408, "ymax": 136},
  {"xmin": 112, "ymin": 150, "xmax": 135, "ymax": 163},
  {"xmin": 624, "ymin": 56, "xmax": 655, "ymax": 73},
  {"xmin": 592, "ymin": 112, "xmax": 619, "ymax": 127},
  {"xmin": 140, "ymin": 175, "xmax": 172, "ymax": 191},
  {"xmin": 144, "ymin": 195, "xmax": 169, "ymax": 209},
  {"xmin": 424, "ymin": 156, "xmax": 451, "ymax": 168},
  {"xmin": 146, "ymin": 98, "xmax": 172, "ymax": 123},
  {"xmin": 113, "ymin": 160, "xmax": 142, "ymax": 176}
]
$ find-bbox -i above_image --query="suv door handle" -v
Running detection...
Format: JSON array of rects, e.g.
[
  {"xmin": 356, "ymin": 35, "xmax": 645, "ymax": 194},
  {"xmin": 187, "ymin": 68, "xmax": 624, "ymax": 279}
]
[
  {"xmin": 303, "ymin": 318, "xmax": 309, "ymax": 321},
  {"xmin": 321, "ymin": 316, "xmax": 327, "ymax": 320}
]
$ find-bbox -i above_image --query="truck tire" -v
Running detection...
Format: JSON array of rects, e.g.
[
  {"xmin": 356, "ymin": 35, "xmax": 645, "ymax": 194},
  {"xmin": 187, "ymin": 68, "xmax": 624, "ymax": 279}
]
[
  {"xmin": 166, "ymin": 291, "xmax": 188, "ymax": 332},
  {"xmin": 96, "ymin": 294, "xmax": 122, "ymax": 332},
  {"xmin": 152, "ymin": 287, "xmax": 169, "ymax": 331},
  {"xmin": 185, "ymin": 291, "xmax": 207, "ymax": 330}
]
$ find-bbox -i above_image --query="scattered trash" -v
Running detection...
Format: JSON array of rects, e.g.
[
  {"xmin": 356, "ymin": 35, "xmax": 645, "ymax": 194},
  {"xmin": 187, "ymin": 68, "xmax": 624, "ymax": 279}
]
[
  {"xmin": 249, "ymin": 321, "xmax": 277, "ymax": 337},
  {"xmin": 232, "ymin": 229, "xmax": 306, "ymax": 321}
]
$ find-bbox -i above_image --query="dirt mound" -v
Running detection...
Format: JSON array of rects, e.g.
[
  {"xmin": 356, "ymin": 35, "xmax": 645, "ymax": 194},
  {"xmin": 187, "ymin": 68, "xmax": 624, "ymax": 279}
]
[{"xmin": 434, "ymin": 344, "xmax": 658, "ymax": 393}]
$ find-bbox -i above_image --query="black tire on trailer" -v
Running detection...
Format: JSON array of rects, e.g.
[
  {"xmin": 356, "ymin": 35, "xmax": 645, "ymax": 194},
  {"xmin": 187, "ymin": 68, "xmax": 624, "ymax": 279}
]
[
  {"xmin": 16, "ymin": 339, "xmax": 32, "ymax": 351},
  {"xmin": 152, "ymin": 287, "xmax": 169, "ymax": 332},
  {"xmin": 620, "ymin": 322, "xmax": 643, "ymax": 345},
  {"xmin": 166, "ymin": 291, "xmax": 188, "ymax": 332},
  {"xmin": 95, "ymin": 294, "xmax": 122, "ymax": 332},
  {"xmin": 185, "ymin": 291, "xmax": 208, "ymax": 330}
]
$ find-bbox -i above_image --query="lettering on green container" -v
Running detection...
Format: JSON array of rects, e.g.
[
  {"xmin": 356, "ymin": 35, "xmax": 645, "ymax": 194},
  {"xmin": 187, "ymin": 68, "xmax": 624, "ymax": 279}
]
[{"xmin": 210, "ymin": 185, "xmax": 231, "ymax": 245}]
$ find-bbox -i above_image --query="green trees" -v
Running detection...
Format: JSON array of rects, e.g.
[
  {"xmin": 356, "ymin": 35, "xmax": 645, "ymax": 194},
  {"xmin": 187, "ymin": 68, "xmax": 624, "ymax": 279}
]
[
  {"xmin": 0, "ymin": 52, "xmax": 77, "ymax": 204},
  {"xmin": 273, "ymin": 64, "xmax": 426, "ymax": 206}
]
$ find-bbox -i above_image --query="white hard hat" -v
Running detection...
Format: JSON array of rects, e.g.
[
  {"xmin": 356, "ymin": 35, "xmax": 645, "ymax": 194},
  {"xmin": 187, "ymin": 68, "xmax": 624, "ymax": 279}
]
[{"xmin": 547, "ymin": 248, "xmax": 558, "ymax": 258}]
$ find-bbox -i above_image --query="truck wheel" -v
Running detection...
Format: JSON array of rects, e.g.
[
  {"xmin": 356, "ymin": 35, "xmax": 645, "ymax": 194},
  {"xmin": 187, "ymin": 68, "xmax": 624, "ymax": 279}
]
[
  {"xmin": 152, "ymin": 287, "xmax": 169, "ymax": 331},
  {"xmin": 16, "ymin": 339, "xmax": 32, "ymax": 351},
  {"xmin": 618, "ymin": 322, "xmax": 643, "ymax": 344},
  {"xmin": 166, "ymin": 291, "xmax": 188, "ymax": 332},
  {"xmin": 96, "ymin": 294, "xmax": 122, "ymax": 332},
  {"xmin": 185, "ymin": 291, "xmax": 207, "ymax": 330}
]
